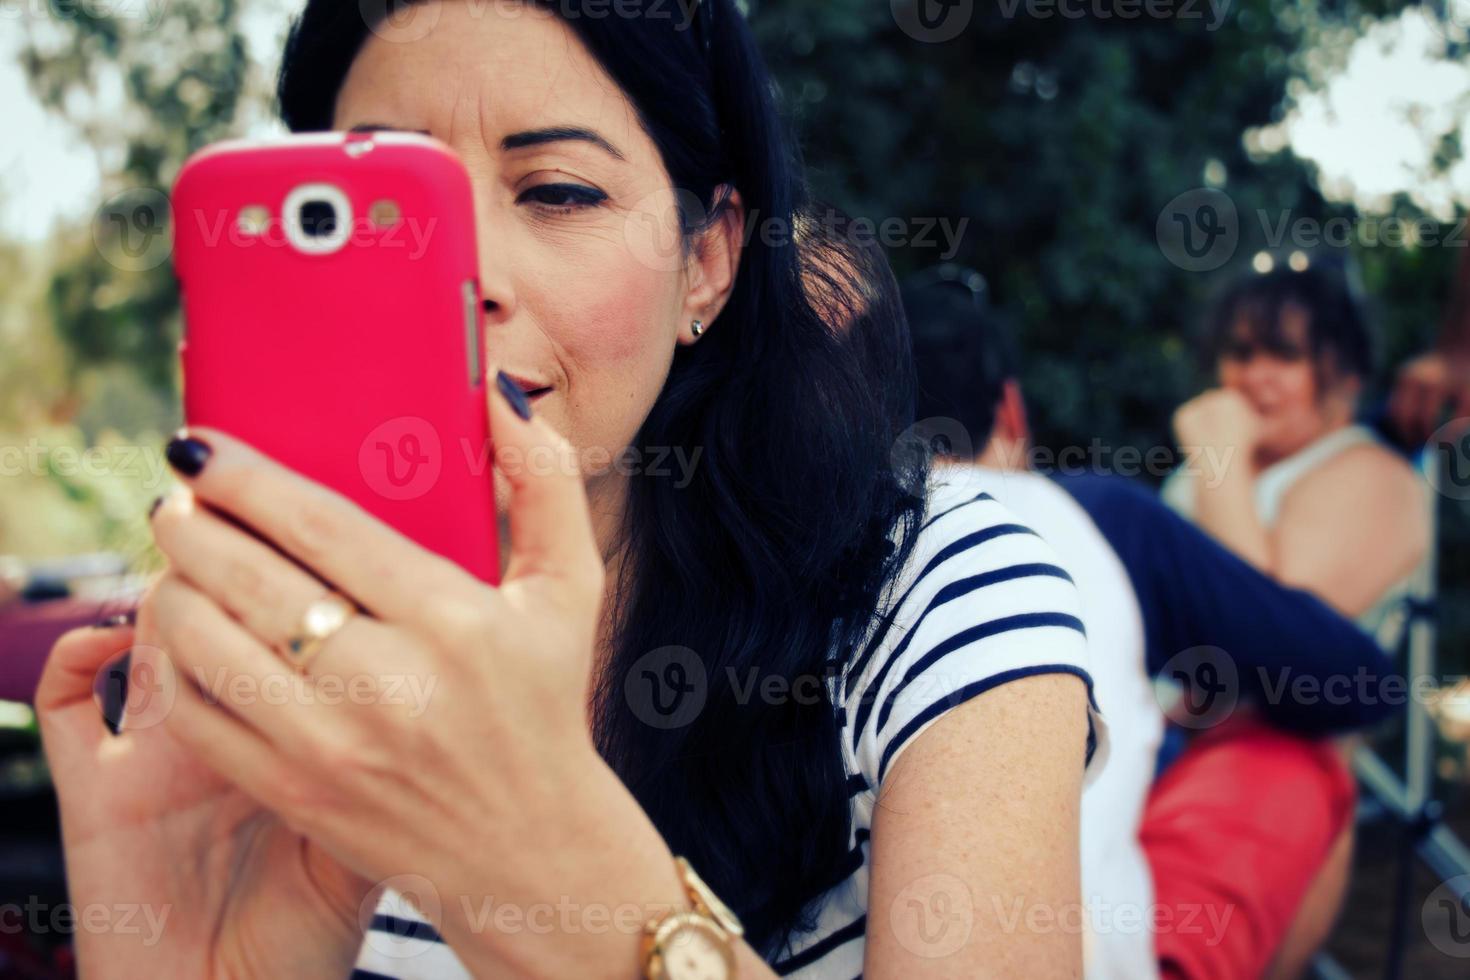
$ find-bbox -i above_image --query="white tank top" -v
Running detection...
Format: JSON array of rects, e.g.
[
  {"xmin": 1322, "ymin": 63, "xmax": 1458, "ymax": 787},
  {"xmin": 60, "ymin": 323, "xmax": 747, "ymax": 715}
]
[{"xmin": 1162, "ymin": 424, "xmax": 1414, "ymax": 650}]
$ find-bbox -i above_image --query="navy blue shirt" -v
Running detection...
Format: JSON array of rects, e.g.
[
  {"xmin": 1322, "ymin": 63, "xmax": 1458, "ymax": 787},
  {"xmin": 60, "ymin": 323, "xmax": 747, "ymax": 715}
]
[{"xmin": 1055, "ymin": 473, "xmax": 1401, "ymax": 735}]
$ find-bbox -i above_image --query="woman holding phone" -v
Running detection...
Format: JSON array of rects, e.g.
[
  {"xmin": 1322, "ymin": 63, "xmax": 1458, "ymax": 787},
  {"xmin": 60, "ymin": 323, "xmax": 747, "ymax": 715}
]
[{"xmin": 36, "ymin": 2, "xmax": 1104, "ymax": 977}]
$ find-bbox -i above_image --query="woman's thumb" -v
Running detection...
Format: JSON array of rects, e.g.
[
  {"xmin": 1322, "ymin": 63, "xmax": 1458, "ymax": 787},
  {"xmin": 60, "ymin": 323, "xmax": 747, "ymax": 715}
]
[
  {"xmin": 485, "ymin": 365, "xmax": 602, "ymax": 596},
  {"xmin": 35, "ymin": 623, "xmax": 134, "ymax": 729}
]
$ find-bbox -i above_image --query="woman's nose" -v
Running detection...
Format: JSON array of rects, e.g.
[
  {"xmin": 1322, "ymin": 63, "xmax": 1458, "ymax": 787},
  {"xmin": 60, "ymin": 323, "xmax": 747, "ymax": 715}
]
[
  {"xmin": 479, "ymin": 267, "xmax": 515, "ymax": 328},
  {"xmin": 467, "ymin": 189, "xmax": 516, "ymax": 330},
  {"xmin": 1240, "ymin": 354, "xmax": 1275, "ymax": 382},
  {"xmin": 1241, "ymin": 354, "xmax": 1277, "ymax": 390}
]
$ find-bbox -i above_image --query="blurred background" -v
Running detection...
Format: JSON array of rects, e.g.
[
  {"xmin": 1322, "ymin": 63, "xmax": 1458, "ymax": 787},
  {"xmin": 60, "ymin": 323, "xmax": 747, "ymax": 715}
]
[{"xmin": 2, "ymin": 0, "xmax": 1469, "ymax": 976}]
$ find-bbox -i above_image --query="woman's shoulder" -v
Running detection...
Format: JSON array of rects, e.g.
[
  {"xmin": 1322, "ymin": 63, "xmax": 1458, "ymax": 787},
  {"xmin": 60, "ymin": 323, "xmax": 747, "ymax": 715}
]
[
  {"xmin": 879, "ymin": 468, "xmax": 1084, "ymax": 620},
  {"xmin": 1289, "ymin": 429, "xmax": 1426, "ymax": 516},
  {"xmin": 837, "ymin": 466, "xmax": 1103, "ymax": 789},
  {"xmin": 911, "ymin": 466, "xmax": 1058, "ymax": 551},
  {"xmin": 1278, "ymin": 428, "xmax": 1431, "ymax": 577}
]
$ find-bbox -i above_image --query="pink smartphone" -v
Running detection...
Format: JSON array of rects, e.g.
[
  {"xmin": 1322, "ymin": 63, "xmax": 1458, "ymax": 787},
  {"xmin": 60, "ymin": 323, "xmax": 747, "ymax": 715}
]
[{"xmin": 171, "ymin": 131, "xmax": 499, "ymax": 584}]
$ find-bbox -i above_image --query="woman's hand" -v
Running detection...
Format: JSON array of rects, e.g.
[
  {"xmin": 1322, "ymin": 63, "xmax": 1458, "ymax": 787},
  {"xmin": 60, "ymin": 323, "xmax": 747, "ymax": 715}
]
[
  {"xmin": 35, "ymin": 621, "xmax": 378, "ymax": 979},
  {"xmin": 136, "ymin": 371, "xmax": 718, "ymax": 979},
  {"xmin": 1173, "ymin": 387, "xmax": 1262, "ymax": 460},
  {"xmin": 1173, "ymin": 388, "xmax": 1273, "ymax": 570}
]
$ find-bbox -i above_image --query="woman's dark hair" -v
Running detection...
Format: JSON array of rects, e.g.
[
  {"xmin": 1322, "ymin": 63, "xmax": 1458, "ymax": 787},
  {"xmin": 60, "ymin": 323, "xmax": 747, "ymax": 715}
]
[
  {"xmin": 278, "ymin": 0, "xmax": 927, "ymax": 957},
  {"xmin": 1203, "ymin": 257, "xmax": 1375, "ymax": 388}
]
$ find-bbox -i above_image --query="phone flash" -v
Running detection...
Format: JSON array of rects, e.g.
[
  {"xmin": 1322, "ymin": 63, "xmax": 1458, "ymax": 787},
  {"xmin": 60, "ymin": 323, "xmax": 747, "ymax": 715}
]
[
  {"xmin": 369, "ymin": 199, "xmax": 401, "ymax": 228},
  {"xmin": 236, "ymin": 205, "xmax": 270, "ymax": 236}
]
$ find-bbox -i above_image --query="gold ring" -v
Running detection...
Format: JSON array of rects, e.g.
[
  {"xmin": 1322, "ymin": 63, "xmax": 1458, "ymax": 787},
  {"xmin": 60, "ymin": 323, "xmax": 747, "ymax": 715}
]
[{"xmin": 281, "ymin": 591, "xmax": 355, "ymax": 673}]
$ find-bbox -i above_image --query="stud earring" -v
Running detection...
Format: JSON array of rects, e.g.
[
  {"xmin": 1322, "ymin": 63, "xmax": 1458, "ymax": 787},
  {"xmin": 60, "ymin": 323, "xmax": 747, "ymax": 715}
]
[{"xmin": 691, "ymin": 319, "xmax": 705, "ymax": 338}]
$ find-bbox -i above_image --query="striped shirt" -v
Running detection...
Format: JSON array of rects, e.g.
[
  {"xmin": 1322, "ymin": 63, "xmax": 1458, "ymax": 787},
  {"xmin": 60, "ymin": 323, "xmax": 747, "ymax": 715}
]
[{"xmin": 350, "ymin": 471, "xmax": 1107, "ymax": 978}]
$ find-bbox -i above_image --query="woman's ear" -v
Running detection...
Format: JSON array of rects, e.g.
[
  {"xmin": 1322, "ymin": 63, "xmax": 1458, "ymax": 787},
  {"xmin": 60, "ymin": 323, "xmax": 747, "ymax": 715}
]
[{"xmin": 678, "ymin": 186, "xmax": 745, "ymax": 345}]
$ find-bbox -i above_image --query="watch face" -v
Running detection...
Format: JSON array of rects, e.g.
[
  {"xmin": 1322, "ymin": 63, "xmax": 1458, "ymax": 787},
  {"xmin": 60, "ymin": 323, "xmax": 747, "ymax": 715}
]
[{"xmin": 661, "ymin": 918, "xmax": 734, "ymax": 980}]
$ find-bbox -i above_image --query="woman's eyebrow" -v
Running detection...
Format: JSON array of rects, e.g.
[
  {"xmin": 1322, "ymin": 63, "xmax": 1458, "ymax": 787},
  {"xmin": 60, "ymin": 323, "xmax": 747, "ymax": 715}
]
[
  {"xmin": 345, "ymin": 122, "xmax": 626, "ymax": 162},
  {"xmin": 501, "ymin": 126, "xmax": 626, "ymax": 162}
]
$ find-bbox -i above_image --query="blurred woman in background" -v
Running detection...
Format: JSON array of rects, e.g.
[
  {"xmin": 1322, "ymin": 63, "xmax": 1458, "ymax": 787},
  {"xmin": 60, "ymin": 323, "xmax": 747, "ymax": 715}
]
[
  {"xmin": 1163, "ymin": 257, "xmax": 1430, "ymax": 977},
  {"xmin": 1166, "ymin": 258, "xmax": 1428, "ymax": 643}
]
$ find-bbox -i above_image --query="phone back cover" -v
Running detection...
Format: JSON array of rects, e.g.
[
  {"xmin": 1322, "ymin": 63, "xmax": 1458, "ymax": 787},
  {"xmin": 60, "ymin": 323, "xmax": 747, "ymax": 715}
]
[{"xmin": 172, "ymin": 132, "xmax": 499, "ymax": 584}]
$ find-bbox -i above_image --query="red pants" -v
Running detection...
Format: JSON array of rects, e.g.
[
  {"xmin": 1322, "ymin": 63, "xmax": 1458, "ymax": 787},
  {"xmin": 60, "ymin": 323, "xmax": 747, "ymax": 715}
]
[{"xmin": 1140, "ymin": 717, "xmax": 1356, "ymax": 980}]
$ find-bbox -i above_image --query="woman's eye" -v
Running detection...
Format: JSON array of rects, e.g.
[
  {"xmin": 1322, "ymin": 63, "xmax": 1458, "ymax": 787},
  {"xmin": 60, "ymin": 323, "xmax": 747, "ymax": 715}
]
[{"xmin": 516, "ymin": 183, "xmax": 608, "ymax": 212}]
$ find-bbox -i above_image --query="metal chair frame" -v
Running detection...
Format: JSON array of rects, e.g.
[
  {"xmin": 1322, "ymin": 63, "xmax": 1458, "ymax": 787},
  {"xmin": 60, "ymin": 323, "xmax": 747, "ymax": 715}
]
[{"xmin": 1313, "ymin": 450, "xmax": 1470, "ymax": 979}]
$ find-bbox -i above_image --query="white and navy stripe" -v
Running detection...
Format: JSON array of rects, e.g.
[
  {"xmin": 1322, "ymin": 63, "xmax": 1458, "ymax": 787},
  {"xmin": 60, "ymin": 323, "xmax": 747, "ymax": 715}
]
[
  {"xmin": 350, "ymin": 891, "xmax": 469, "ymax": 980},
  {"xmin": 767, "ymin": 477, "xmax": 1104, "ymax": 977},
  {"xmin": 349, "ymin": 472, "xmax": 1107, "ymax": 979}
]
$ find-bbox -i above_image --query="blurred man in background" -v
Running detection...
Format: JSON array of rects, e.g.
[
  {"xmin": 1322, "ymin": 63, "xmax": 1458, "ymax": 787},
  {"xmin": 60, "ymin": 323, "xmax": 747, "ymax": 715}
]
[
  {"xmin": 904, "ymin": 268, "xmax": 1399, "ymax": 980},
  {"xmin": 1389, "ymin": 251, "xmax": 1470, "ymax": 446}
]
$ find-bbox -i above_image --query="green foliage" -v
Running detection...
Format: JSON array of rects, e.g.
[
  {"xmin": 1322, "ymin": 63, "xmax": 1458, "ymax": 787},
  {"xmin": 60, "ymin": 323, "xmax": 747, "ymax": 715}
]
[
  {"xmin": 753, "ymin": 0, "xmax": 1461, "ymax": 454},
  {"xmin": 751, "ymin": 0, "xmax": 1470, "ymax": 674},
  {"xmin": 19, "ymin": 0, "xmax": 255, "ymax": 390},
  {"xmin": 5, "ymin": 0, "xmax": 1468, "ymax": 674}
]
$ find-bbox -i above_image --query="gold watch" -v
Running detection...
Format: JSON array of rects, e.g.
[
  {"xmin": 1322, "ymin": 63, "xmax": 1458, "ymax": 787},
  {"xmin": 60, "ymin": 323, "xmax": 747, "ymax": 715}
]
[{"xmin": 640, "ymin": 857, "xmax": 745, "ymax": 980}]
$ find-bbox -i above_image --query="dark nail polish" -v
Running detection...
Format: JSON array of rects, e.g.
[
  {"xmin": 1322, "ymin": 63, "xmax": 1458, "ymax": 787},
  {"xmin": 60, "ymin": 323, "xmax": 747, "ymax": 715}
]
[
  {"xmin": 496, "ymin": 370, "xmax": 534, "ymax": 421},
  {"xmin": 165, "ymin": 435, "xmax": 212, "ymax": 477},
  {"xmin": 93, "ymin": 651, "xmax": 130, "ymax": 736},
  {"xmin": 148, "ymin": 495, "xmax": 164, "ymax": 519}
]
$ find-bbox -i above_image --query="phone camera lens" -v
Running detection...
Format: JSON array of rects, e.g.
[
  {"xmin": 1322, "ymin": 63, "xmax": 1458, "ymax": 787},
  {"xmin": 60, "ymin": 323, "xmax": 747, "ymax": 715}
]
[{"xmin": 299, "ymin": 199, "xmax": 338, "ymax": 238}]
